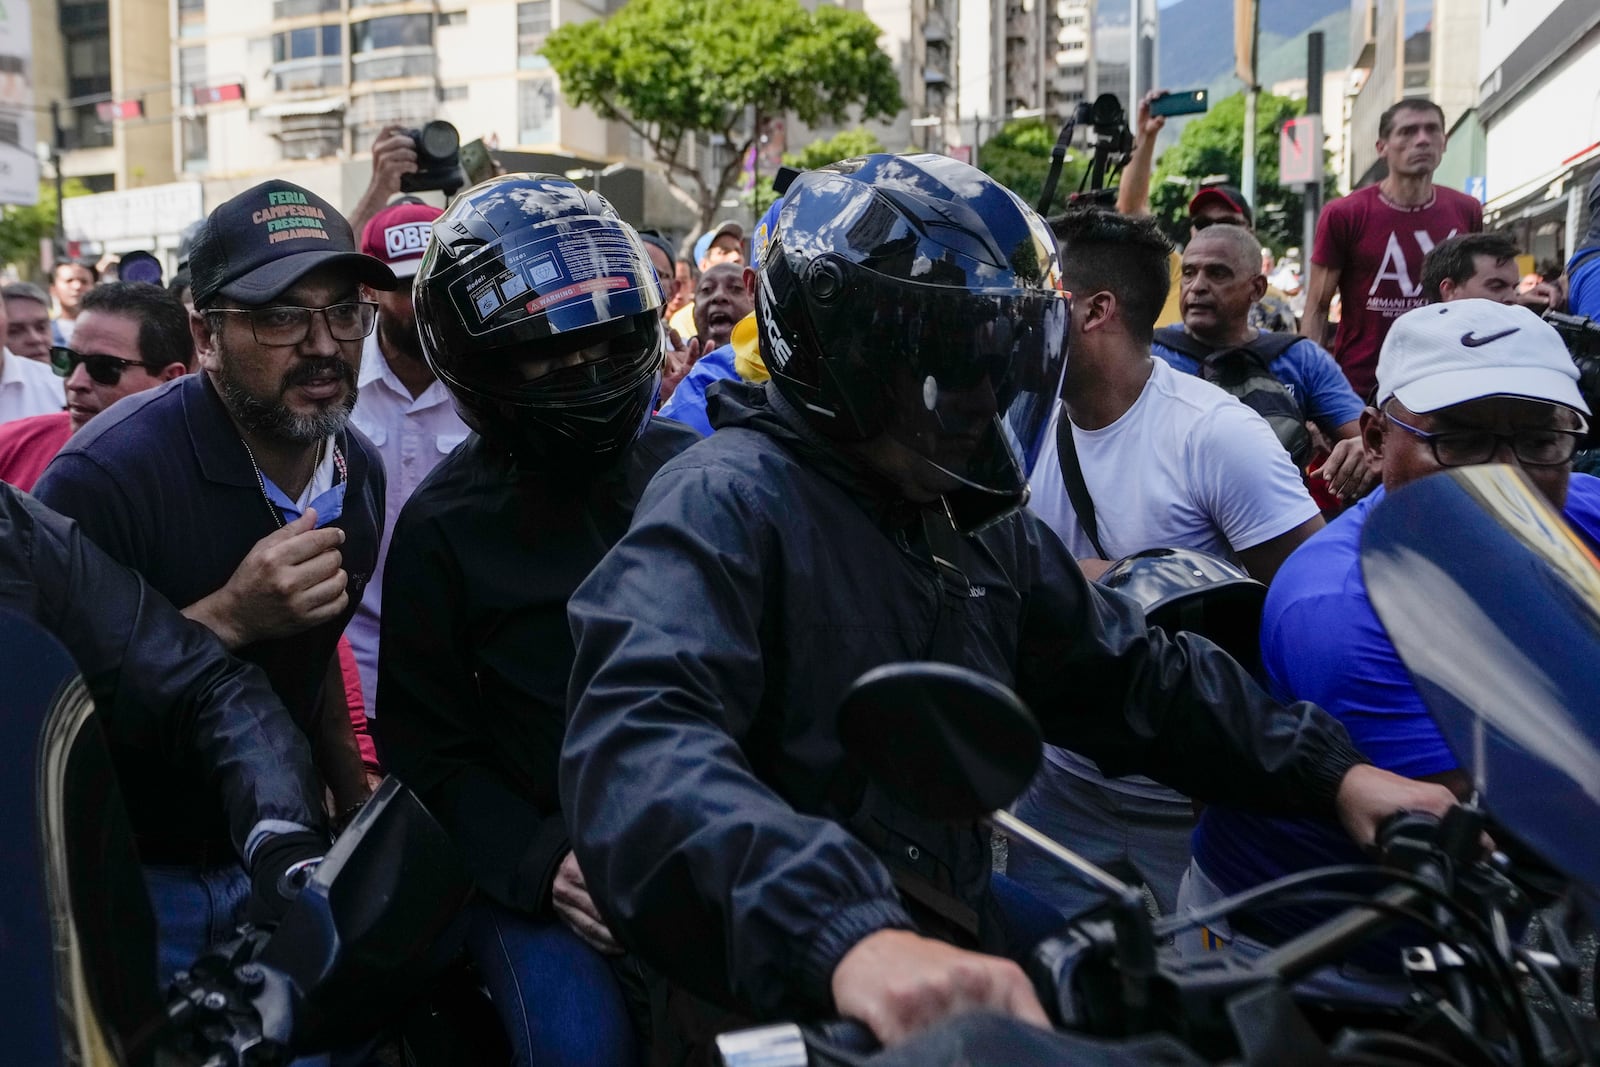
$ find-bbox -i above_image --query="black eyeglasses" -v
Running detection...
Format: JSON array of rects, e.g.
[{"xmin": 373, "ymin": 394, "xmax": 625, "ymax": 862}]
[
  {"xmin": 209, "ymin": 301, "xmax": 378, "ymax": 347},
  {"xmin": 1384, "ymin": 407, "xmax": 1588, "ymax": 468},
  {"xmin": 50, "ymin": 346, "xmax": 159, "ymax": 386}
]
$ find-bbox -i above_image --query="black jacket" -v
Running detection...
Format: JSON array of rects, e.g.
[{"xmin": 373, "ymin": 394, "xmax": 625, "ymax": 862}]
[
  {"xmin": 0, "ymin": 483, "xmax": 324, "ymax": 862},
  {"xmin": 375, "ymin": 420, "xmax": 700, "ymax": 915},
  {"xmin": 561, "ymin": 381, "xmax": 1368, "ymax": 1020}
]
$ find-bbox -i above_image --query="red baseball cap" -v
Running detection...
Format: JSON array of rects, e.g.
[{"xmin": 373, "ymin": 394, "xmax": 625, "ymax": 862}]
[
  {"xmin": 361, "ymin": 201, "xmax": 444, "ymax": 279},
  {"xmin": 1187, "ymin": 184, "xmax": 1253, "ymax": 225}
]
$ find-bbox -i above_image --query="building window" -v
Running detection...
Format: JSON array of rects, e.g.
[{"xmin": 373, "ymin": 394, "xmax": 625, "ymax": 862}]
[
  {"xmin": 440, "ymin": 84, "xmax": 468, "ymax": 102},
  {"xmin": 273, "ymin": 0, "xmax": 341, "ymax": 15},
  {"xmin": 277, "ymin": 112, "xmax": 344, "ymax": 161},
  {"xmin": 438, "ymin": 10, "xmax": 467, "ymax": 27},
  {"xmin": 518, "ymin": 77, "xmax": 556, "ymax": 145},
  {"xmin": 351, "ymin": 87, "xmax": 435, "ymax": 148},
  {"xmin": 518, "ymin": 1, "xmax": 551, "ymax": 68},
  {"xmin": 179, "ymin": 45, "xmax": 208, "ymax": 92},
  {"xmin": 182, "ymin": 116, "xmax": 209, "ymax": 170},
  {"xmin": 273, "ymin": 24, "xmax": 342, "ymax": 62},
  {"xmin": 351, "ymin": 13, "xmax": 434, "ymax": 79},
  {"xmin": 179, "ymin": 0, "xmax": 205, "ymax": 14},
  {"xmin": 352, "ymin": 13, "xmax": 433, "ymax": 51}
]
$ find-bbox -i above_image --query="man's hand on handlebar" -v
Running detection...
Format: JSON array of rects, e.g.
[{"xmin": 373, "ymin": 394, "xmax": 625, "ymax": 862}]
[
  {"xmin": 1334, "ymin": 763, "xmax": 1460, "ymax": 848},
  {"xmin": 830, "ymin": 928, "xmax": 1050, "ymax": 1047}
]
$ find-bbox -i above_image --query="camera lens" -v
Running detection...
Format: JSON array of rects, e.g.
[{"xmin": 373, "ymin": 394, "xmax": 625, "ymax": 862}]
[{"xmin": 419, "ymin": 120, "xmax": 460, "ymax": 161}]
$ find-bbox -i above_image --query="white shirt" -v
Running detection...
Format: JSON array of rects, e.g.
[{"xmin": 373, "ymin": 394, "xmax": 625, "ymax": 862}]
[
  {"xmin": 0, "ymin": 350, "xmax": 66, "ymax": 426},
  {"xmin": 346, "ymin": 330, "xmax": 470, "ymax": 716},
  {"xmin": 1028, "ymin": 358, "xmax": 1319, "ymax": 795}
]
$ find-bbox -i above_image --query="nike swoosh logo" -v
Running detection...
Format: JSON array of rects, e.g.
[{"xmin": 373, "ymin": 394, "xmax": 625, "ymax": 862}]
[{"xmin": 1460, "ymin": 328, "xmax": 1518, "ymax": 347}]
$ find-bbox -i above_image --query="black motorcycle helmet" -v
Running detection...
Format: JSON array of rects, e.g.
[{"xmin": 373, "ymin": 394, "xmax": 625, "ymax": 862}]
[
  {"xmin": 1097, "ymin": 547, "xmax": 1267, "ymax": 673},
  {"xmin": 756, "ymin": 153, "xmax": 1070, "ymax": 532},
  {"xmin": 413, "ymin": 173, "xmax": 666, "ymax": 472}
]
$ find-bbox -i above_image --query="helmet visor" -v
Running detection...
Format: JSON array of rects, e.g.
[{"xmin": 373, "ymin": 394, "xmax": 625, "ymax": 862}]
[
  {"xmin": 855, "ymin": 266, "xmax": 1069, "ymax": 501},
  {"xmin": 436, "ymin": 216, "xmax": 663, "ymax": 343}
]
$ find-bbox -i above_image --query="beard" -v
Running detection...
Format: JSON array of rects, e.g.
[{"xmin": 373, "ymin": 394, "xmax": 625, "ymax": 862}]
[
  {"xmin": 378, "ymin": 308, "xmax": 425, "ymax": 365},
  {"xmin": 212, "ymin": 334, "xmax": 358, "ymax": 445}
]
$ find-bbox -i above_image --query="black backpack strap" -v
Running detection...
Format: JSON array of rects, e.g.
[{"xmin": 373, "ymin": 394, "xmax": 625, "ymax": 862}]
[
  {"xmin": 1153, "ymin": 325, "xmax": 1212, "ymax": 360},
  {"xmin": 1054, "ymin": 407, "xmax": 1109, "ymax": 559},
  {"xmin": 1242, "ymin": 330, "xmax": 1303, "ymax": 362}
]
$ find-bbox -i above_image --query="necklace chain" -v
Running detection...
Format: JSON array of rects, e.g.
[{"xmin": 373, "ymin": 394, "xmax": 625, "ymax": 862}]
[{"xmin": 238, "ymin": 435, "xmax": 333, "ymax": 531}]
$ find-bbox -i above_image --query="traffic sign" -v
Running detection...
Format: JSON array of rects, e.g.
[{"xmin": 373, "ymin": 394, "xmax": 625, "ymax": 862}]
[
  {"xmin": 1465, "ymin": 176, "xmax": 1487, "ymax": 203},
  {"xmin": 1279, "ymin": 115, "xmax": 1322, "ymax": 187},
  {"xmin": 192, "ymin": 83, "xmax": 245, "ymax": 106}
]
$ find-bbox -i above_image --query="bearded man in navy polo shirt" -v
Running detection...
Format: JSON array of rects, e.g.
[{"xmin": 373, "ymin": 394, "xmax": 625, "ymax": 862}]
[{"xmin": 35, "ymin": 179, "xmax": 395, "ymax": 980}]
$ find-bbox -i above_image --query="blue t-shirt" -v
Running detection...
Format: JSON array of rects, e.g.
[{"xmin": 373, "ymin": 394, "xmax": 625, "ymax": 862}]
[
  {"xmin": 657, "ymin": 342, "xmax": 737, "ymax": 438},
  {"xmin": 1152, "ymin": 335, "xmax": 1366, "ymax": 432},
  {"xmin": 1566, "ymin": 247, "xmax": 1600, "ymax": 319},
  {"xmin": 1194, "ymin": 474, "xmax": 1600, "ymax": 941}
]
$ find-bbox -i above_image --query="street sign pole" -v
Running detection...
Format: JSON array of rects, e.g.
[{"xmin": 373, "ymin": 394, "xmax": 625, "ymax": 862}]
[{"xmin": 1302, "ymin": 31, "xmax": 1324, "ymax": 260}]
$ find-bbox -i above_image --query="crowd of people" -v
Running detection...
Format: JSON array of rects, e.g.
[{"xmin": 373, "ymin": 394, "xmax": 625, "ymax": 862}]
[{"xmin": 1, "ymin": 95, "xmax": 1597, "ymax": 1064}]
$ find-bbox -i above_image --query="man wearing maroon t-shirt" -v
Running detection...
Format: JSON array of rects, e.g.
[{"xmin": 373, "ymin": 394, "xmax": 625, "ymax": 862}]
[{"xmin": 1303, "ymin": 98, "xmax": 1481, "ymax": 398}]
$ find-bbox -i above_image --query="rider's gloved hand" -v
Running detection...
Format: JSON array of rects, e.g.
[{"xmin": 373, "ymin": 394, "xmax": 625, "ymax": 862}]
[{"xmin": 247, "ymin": 830, "xmax": 329, "ymax": 926}]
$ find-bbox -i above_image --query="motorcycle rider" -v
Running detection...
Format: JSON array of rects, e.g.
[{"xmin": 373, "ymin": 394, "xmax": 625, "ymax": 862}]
[
  {"xmin": 374, "ymin": 174, "xmax": 700, "ymax": 1066},
  {"xmin": 558, "ymin": 154, "xmax": 1457, "ymax": 1049}
]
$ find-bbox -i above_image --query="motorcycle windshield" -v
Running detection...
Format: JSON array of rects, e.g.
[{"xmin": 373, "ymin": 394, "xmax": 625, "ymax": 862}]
[{"xmin": 1361, "ymin": 465, "xmax": 1600, "ymax": 895}]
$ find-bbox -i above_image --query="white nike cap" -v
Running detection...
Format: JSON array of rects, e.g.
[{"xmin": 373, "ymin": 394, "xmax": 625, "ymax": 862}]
[{"xmin": 1375, "ymin": 298, "xmax": 1588, "ymax": 415}]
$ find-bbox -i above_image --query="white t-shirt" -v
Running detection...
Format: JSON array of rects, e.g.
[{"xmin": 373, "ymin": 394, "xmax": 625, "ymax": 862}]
[
  {"xmin": 345, "ymin": 330, "xmax": 470, "ymax": 716},
  {"xmin": 0, "ymin": 351, "xmax": 65, "ymax": 426},
  {"xmin": 1028, "ymin": 358, "xmax": 1319, "ymax": 795}
]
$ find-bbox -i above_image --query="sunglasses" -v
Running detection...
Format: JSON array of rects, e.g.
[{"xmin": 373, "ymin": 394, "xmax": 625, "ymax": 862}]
[{"xmin": 50, "ymin": 346, "xmax": 160, "ymax": 386}]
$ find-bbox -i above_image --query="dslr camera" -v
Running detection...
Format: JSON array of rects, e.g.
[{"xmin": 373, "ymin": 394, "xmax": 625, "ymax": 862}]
[{"xmin": 400, "ymin": 120, "xmax": 467, "ymax": 197}]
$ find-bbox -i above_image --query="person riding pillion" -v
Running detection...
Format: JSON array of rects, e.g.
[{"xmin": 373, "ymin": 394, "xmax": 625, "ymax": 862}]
[{"xmin": 375, "ymin": 173, "xmax": 700, "ymax": 1066}]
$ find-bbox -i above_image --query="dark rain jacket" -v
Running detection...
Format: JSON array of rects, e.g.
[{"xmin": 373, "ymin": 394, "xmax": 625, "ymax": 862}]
[
  {"xmin": 0, "ymin": 482, "xmax": 324, "ymax": 863},
  {"xmin": 560, "ymin": 380, "xmax": 1369, "ymax": 1021},
  {"xmin": 375, "ymin": 420, "xmax": 700, "ymax": 915}
]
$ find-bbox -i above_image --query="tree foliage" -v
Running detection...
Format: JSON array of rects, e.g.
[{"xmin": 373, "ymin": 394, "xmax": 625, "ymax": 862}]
[
  {"xmin": 1150, "ymin": 90, "xmax": 1337, "ymax": 252},
  {"xmin": 977, "ymin": 119, "xmax": 1087, "ymax": 216},
  {"xmin": 743, "ymin": 126, "xmax": 887, "ymax": 213},
  {"xmin": 544, "ymin": 0, "xmax": 903, "ymax": 228},
  {"xmin": 0, "ymin": 180, "xmax": 92, "ymax": 280}
]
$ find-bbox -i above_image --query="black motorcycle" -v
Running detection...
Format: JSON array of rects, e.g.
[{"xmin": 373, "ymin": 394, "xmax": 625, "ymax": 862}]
[{"xmin": 717, "ymin": 464, "xmax": 1600, "ymax": 1066}]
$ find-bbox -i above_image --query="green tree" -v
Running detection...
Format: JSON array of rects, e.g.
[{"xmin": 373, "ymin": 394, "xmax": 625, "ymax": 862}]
[
  {"xmin": 544, "ymin": 0, "xmax": 903, "ymax": 229},
  {"xmin": 977, "ymin": 119, "xmax": 1087, "ymax": 216},
  {"xmin": 0, "ymin": 179, "xmax": 92, "ymax": 280},
  {"xmin": 1150, "ymin": 90, "xmax": 1336, "ymax": 251},
  {"xmin": 743, "ymin": 126, "xmax": 886, "ymax": 213}
]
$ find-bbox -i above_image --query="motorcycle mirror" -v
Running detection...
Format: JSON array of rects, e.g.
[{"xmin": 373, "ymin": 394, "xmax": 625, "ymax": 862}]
[
  {"xmin": 838, "ymin": 662, "xmax": 1043, "ymax": 821},
  {"xmin": 255, "ymin": 777, "xmax": 473, "ymax": 1050},
  {"xmin": 1362, "ymin": 465, "xmax": 1600, "ymax": 892}
]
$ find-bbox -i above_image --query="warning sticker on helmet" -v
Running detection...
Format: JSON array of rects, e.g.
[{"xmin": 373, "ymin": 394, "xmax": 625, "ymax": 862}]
[{"xmin": 526, "ymin": 276, "xmax": 630, "ymax": 314}]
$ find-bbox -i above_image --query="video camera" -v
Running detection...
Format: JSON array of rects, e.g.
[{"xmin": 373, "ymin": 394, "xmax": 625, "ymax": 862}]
[
  {"xmin": 400, "ymin": 120, "xmax": 468, "ymax": 197},
  {"xmin": 1037, "ymin": 93, "xmax": 1133, "ymax": 215}
]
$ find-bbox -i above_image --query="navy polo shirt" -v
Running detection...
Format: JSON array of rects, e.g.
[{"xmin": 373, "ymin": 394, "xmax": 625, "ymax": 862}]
[{"xmin": 35, "ymin": 372, "xmax": 384, "ymax": 734}]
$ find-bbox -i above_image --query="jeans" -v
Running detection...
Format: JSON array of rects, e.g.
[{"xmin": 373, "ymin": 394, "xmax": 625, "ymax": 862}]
[
  {"xmin": 142, "ymin": 861, "xmax": 253, "ymax": 987},
  {"xmin": 1173, "ymin": 860, "xmax": 1411, "ymax": 1007},
  {"xmin": 466, "ymin": 898, "xmax": 640, "ymax": 1067},
  {"xmin": 1007, "ymin": 759, "xmax": 1194, "ymax": 919}
]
